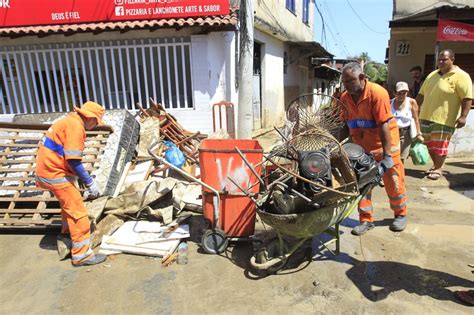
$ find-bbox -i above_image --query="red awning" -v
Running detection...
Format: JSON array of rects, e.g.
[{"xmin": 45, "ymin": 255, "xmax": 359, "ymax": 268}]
[
  {"xmin": 0, "ymin": 12, "xmax": 237, "ymax": 37},
  {"xmin": 436, "ymin": 19, "xmax": 474, "ymax": 42}
]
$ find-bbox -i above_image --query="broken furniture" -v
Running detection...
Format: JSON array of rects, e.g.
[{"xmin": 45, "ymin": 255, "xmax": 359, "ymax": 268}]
[
  {"xmin": 136, "ymin": 99, "xmax": 204, "ymax": 175},
  {"xmin": 212, "ymin": 101, "xmax": 236, "ymax": 139}
]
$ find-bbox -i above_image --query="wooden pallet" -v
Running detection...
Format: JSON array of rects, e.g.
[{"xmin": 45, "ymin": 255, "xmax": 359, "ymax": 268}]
[{"xmin": 0, "ymin": 122, "xmax": 112, "ymax": 228}]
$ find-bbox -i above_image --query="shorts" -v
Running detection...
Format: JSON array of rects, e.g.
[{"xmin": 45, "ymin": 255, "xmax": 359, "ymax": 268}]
[
  {"xmin": 420, "ymin": 120, "xmax": 455, "ymax": 156},
  {"xmin": 398, "ymin": 127, "xmax": 411, "ymax": 160}
]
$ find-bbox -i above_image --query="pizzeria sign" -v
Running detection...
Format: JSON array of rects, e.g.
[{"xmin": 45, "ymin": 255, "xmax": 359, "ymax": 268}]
[{"xmin": 0, "ymin": 0, "xmax": 229, "ymax": 28}]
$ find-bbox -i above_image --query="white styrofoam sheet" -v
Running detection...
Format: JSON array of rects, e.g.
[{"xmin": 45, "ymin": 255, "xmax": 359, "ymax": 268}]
[{"xmin": 99, "ymin": 221, "xmax": 189, "ymax": 257}]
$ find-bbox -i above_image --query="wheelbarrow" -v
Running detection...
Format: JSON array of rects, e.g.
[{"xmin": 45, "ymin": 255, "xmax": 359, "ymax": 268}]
[{"xmin": 249, "ymin": 183, "xmax": 372, "ymax": 274}]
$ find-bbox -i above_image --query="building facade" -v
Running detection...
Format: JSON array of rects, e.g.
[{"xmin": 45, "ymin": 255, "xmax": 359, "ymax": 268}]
[
  {"xmin": 387, "ymin": 0, "xmax": 474, "ymax": 156},
  {"xmin": 0, "ymin": 0, "xmax": 330, "ymax": 133}
]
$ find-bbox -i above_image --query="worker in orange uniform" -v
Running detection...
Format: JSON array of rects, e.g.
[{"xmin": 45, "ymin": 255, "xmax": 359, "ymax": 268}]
[
  {"xmin": 35, "ymin": 101, "xmax": 107, "ymax": 267},
  {"xmin": 339, "ymin": 62, "xmax": 407, "ymax": 235}
]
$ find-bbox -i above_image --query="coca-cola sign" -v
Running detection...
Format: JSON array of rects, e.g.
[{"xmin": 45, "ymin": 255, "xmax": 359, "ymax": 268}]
[
  {"xmin": 443, "ymin": 26, "xmax": 468, "ymax": 35},
  {"xmin": 437, "ymin": 19, "xmax": 474, "ymax": 42}
]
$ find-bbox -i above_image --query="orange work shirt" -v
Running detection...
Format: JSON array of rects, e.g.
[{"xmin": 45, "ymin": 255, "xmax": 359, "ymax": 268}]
[
  {"xmin": 35, "ymin": 113, "xmax": 86, "ymax": 188},
  {"xmin": 340, "ymin": 81, "xmax": 400, "ymax": 160}
]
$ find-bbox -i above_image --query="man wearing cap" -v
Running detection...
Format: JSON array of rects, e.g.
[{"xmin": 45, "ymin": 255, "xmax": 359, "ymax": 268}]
[
  {"xmin": 339, "ymin": 62, "xmax": 408, "ymax": 235},
  {"xmin": 391, "ymin": 81, "xmax": 424, "ymax": 163},
  {"xmin": 416, "ymin": 49, "xmax": 473, "ymax": 180},
  {"xmin": 35, "ymin": 101, "xmax": 107, "ymax": 267}
]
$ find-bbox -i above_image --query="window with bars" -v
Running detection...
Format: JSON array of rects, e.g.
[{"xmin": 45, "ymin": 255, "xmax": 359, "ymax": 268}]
[{"xmin": 0, "ymin": 38, "xmax": 194, "ymax": 115}]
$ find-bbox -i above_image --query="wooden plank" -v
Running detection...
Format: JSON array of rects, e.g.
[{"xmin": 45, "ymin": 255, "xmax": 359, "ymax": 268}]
[
  {"xmin": 0, "ymin": 151, "xmax": 38, "ymax": 156},
  {"xmin": 0, "ymin": 176, "xmax": 35, "ymax": 181},
  {"xmin": 0, "ymin": 186, "xmax": 51, "ymax": 191},
  {"xmin": 0, "ymin": 219, "xmax": 61, "ymax": 226},
  {"xmin": 0, "ymin": 135, "xmax": 109, "ymax": 142},
  {"xmin": 0, "ymin": 122, "xmax": 113, "ymax": 133},
  {"xmin": 0, "ymin": 143, "xmax": 39, "ymax": 148},
  {"xmin": 0, "ymin": 143, "xmax": 105, "ymax": 149},
  {"xmin": 0, "ymin": 136, "xmax": 42, "ymax": 141},
  {"xmin": 0, "ymin": 186, "xmax": 86, "ymax": 192},
  {"xmin": 0, "ymin": 208, "xmax": 61, "ymax": 214},
  {"xmin": 0, "ymin": 158, "xmax": 101, "ymax": 164},
  {"xmin": 0, "ymin": 197, "xmax": 60, "ymax": 202},
  {"xmin": 0, "ymin": 166, "xmax": 94, "ymax": 172}
]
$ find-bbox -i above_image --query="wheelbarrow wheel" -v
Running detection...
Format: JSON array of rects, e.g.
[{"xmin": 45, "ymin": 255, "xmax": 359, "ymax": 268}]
[
  {"xmin": 201, "ymin": 228, "xmax": 228, "ymax": 254},
  {"xmin": 255, "ymin": 238, "xmax": 290, "ymax": 274}
]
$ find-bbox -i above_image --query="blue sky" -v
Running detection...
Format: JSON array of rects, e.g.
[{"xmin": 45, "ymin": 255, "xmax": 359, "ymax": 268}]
[{"xmin": 313, "ymin": 0, "xmax": 393, "ymax": 63}]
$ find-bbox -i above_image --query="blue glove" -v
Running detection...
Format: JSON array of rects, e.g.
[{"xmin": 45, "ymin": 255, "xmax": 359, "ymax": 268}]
[{"xmin": 379, "ymin": 154, "xmax": 394, "ymax": 175}]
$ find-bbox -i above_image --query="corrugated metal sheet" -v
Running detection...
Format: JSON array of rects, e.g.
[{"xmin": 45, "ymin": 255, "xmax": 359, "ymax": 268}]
[{"xmin": 0, "ymin": 12, "xmax": 238, "ymax": 37}]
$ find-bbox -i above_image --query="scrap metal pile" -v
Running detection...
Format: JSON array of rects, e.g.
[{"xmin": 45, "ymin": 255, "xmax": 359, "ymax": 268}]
[{"xmin": 262, "ymin": 93, "xmax": 382, "ymax": 215}]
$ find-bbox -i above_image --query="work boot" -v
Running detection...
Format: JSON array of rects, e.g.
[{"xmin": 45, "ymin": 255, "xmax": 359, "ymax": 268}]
[
  {"xmin": 390, "ymin": 215, "xmax": 407, "ymax": 232},
  {"xmin": 57, "ymin": 233, "xmax": 72, "ymax": 260},
  {"xmin": 351, "ymin": 222, "xmax": 375, "ymax": 236},
  {"xmin": 73, "ymin": 254, "xmax": 107, "ymax": 267}
]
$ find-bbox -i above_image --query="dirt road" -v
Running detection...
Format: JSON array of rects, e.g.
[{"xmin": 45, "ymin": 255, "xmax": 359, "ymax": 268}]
[{"xmin": 1, "ymin": 161, "xmax": 473, "ymax": 314}]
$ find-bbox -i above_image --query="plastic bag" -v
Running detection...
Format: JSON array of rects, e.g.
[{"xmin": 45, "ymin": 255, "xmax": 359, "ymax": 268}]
[
  {"xmin": 409, "ymin": 142, "xmax": 429, "ymax": 165},
  {"xmin": 163, "ymin": 141, "xmax": 186, "ymax": 169}
]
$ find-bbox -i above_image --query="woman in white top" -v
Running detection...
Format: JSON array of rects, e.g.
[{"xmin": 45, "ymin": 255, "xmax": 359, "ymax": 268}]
[{"xmin": 391, "ymin": 81, "xmax": 424, "ymax": 163}]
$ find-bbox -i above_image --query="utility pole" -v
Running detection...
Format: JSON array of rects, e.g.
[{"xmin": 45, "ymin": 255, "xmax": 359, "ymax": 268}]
[{"xmin": 237, "ymin": 0, "xmax": 254, "ymax": 139}]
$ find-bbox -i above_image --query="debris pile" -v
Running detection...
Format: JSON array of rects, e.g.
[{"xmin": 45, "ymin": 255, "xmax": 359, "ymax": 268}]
[
  {"xmin": 135, "ymin": 99, "xmax": 205, "ymax": 176},
  {"xmin": 0, "ymin": 104, "xmax": 211, "ymax": 266}
]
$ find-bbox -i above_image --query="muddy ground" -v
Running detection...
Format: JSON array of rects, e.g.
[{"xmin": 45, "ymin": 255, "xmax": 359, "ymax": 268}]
[{"xmin": 1, "ymin": 158, "xmax": 473, "ymax": 314}]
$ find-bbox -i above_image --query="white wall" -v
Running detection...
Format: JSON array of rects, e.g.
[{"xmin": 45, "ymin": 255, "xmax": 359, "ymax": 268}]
[
  {"xmin": 449, "ymin": 111, "xmax": 474, "ymax": 157},
  {"xmin": 169, "ymin": 32, "xmax": 237, "ymax": 134},
  {"xmin": 255, "ymin": 29, "xmax": 286, "ymax": 128},
  {"xmin": 255, "ymin": 0, "xmax": 314, "ymax": 42}
]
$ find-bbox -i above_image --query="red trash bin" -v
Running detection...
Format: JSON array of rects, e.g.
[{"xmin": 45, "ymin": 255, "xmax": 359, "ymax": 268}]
[{"xmin": 199, "ymin": 139, "xmax": 263, "ymax": 253}]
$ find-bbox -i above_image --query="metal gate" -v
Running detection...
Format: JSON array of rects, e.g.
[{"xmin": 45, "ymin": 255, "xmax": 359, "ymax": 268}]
[{"xmin": 0, "ymin": 37, "xmax": 194, "ymax": 115}]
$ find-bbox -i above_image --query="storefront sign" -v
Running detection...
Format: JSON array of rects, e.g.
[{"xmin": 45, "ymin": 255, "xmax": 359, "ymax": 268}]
[
  {"xmin": 0, "ymin": 0, "xmax": 229, "ymax": 27},
  {"xmin": 436, "ymin": 19, "xmax": 474, "ymax": 42}
]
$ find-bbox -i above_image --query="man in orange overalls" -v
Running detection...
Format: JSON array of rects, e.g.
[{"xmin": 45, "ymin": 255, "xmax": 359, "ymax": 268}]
[
  {"xmin": 339, "ymin": 62, "xmax": 407, "ymax": 235},
  {"xmin": 36, "ymin": 101, "xmax": 107, "ymax": 267}
]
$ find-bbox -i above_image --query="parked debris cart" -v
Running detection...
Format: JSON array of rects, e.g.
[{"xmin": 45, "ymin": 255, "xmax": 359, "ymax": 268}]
[{"xmin": 199, "ymin": 139, "xmax": 263, "ymax": 254}]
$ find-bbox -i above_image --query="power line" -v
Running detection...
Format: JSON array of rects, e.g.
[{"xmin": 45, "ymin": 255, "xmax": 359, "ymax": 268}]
[
  {"xmin": 320, "ymin": 0, "xmax": 352, "ymax": 57},
  {"xmin": 314, "ymin": 1, "xmax": 328, "ymax": 48},
  {"xmin": 345, "ymin": 0, "xmax": 389, "ymax": 35}
]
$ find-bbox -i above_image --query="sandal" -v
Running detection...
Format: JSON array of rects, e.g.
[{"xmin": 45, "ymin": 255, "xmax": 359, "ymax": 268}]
[
  {"xmin": 424, "ymin": 168, "xmax": 435, "ymax": 175},
  {"xmin": 427, "ymin": 170, "xmax": 442, "ymax": 180}
]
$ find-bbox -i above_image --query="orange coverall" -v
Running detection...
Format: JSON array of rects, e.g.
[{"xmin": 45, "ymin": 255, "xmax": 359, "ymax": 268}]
[
  {"xmin": 36, "ymin": 113, "xmax": 94, "ymax": 265},
  {"xmin": 340, "ymin": 81, "xmax": 407, "ymax": 222}
]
